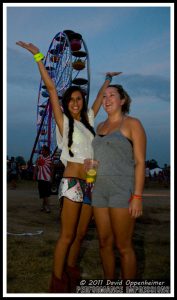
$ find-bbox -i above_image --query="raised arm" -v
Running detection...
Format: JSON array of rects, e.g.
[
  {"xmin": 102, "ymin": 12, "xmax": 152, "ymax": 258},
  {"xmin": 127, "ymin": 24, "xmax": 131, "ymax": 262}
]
[
  {"xmin": 91, "ymin": 72, "xmax": 122, "ymax": 117},
  {"xmin": 16, "ymin": 41, "xmax": 63, "ymax": 134}
]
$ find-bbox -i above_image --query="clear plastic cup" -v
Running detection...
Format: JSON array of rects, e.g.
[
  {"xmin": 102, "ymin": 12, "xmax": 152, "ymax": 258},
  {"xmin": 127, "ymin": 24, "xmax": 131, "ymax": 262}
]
[{"xmin": 84, "ymin": 159, "xmax": 99, "ymax": 183}]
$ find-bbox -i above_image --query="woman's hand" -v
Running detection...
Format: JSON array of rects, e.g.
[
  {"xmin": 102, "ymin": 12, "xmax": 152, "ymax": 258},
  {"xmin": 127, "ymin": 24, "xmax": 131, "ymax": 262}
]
[
  {"xmin": 16, "ymin": 41, "xmax": 40, "ymax": 55},
  {"xmin": 129, "ymin": 199, "xmax": 143, "ymax": 218},
  {"xmin": 106, "ymin": 72, "xmax": 122, "ymax": 77}
]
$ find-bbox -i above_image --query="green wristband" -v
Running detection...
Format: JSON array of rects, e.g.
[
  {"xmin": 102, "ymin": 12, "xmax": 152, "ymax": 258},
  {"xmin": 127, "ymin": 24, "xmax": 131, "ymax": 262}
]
[{"xmin": 34, "ymin": 52, "xmax": 45, "ymax": 62}]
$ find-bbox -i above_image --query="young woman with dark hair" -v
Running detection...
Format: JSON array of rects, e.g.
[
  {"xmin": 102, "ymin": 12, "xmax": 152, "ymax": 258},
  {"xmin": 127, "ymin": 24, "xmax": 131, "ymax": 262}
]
[{"xmin": 16, "ymin": 40, "xmax": 120, "ymax": 293}]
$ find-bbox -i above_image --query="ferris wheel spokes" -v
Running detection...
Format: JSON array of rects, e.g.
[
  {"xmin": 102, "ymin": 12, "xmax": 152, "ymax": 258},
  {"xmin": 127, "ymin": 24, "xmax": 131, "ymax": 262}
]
[{"xmin": 29, "ymin": 30, "xmax": 90, "ymax": 164}]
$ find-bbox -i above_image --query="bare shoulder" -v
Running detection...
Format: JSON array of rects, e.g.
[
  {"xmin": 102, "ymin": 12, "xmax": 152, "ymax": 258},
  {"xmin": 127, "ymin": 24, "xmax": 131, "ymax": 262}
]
[
  {"xmin": 96, "ymin": 121, "xmax": 105, "ymax": 133},
  {"xmin": 125, "ymin": 115, "xmax": 144, "ymax": 128},
  {"xmin": 124, "ymin": 116, "xmax": 146, "ymax": 141}
]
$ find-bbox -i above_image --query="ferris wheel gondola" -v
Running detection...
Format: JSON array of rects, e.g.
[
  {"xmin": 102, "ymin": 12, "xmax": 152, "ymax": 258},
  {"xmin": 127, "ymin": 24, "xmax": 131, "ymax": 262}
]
[{"xmin": 29, "ymin": 30, "xmax": 90, "ymax": 165}]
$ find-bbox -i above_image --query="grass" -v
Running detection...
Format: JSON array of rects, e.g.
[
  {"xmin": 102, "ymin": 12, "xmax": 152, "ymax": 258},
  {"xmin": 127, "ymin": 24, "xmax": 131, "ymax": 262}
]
[{"xmin": 6, "ymin": 179, "xmax": 171, "ymax": 294}]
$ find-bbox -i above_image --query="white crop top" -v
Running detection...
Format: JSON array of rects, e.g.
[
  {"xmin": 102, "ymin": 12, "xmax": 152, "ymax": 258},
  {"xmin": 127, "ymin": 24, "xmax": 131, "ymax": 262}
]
[{"xmin": 56, "ymin": 108, "xmax": 94, "ymax": 166}]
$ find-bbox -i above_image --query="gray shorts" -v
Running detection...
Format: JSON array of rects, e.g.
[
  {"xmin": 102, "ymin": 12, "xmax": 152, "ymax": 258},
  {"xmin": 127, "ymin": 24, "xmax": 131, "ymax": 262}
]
[{"xmin": 92, "ymin": 175, "xmax": 133, "ymax": 208}]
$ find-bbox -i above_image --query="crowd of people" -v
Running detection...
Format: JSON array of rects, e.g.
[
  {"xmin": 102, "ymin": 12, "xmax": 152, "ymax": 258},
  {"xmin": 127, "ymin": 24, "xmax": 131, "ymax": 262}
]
[
  {"xmin": 145, "ymin": 161, "xmax": 170, "ymax": 187},
  {"xmin": 11, "ymin": 39, "xmax": 168, "ymax": 294}
]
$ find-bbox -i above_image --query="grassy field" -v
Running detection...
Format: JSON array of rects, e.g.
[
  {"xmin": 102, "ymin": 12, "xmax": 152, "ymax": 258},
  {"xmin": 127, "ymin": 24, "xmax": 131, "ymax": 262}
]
[{"xmin": 5, "ymin": 179, "xmax": 171, "ymax": 295}]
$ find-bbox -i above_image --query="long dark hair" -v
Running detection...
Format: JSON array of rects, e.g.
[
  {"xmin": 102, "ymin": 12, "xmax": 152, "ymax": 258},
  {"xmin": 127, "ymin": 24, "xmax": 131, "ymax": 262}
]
[{"xmin": 62, "ymin": 86, "xmax": 95, "ymax": 157}]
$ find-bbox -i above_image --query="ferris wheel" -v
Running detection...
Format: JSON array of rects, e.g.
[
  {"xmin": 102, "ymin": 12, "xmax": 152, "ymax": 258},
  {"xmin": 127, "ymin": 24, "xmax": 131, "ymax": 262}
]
[{"xmin": 29, "ymin": 30, "xmax": 90, "ymax": 164}]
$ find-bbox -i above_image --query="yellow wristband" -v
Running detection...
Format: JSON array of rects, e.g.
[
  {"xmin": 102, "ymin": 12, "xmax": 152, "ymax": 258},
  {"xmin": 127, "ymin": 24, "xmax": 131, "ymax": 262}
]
[{"xmin": 34, "ymin": 52, "xmax": 45, "ymax": 62}]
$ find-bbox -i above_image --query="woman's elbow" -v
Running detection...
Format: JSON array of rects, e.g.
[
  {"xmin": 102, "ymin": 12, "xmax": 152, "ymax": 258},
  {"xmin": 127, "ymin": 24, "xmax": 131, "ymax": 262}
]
[{"xmin": 134, "ymin": 159, "xmax": 145, "ymax": 168}]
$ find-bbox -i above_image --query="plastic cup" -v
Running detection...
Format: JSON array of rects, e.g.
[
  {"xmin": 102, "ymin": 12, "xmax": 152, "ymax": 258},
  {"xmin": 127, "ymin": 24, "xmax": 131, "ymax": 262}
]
[{"xmin": 84, "ymin": 159, "xmax": 99, "ymax": 183}]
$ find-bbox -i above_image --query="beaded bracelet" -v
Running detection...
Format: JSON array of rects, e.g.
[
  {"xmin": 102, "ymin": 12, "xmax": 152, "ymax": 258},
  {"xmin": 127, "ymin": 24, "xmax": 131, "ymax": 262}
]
[
  {"xmin": 34, "ymin": 52, "xmax": 45, "ymax": 62},
  {"xmin": 105, "ymin": 74, "xmax": 112, "ymax": 82}
]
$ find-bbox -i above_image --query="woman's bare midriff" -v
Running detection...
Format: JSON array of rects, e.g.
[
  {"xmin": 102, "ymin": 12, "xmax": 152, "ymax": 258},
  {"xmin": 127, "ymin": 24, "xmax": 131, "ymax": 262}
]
[{"xmin": 63, "ymin": 161, "xmax": 86, "ymax": 180}]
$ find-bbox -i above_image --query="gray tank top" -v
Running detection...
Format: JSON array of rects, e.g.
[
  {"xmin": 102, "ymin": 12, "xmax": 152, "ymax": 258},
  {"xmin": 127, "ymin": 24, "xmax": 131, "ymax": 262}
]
[{"xmin": 92, "ymin": 130, "xmax": 135, "ymax": 177}]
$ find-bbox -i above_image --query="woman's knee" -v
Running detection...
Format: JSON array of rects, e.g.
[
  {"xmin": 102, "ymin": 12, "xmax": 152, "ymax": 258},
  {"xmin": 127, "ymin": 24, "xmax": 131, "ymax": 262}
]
[
  {"xmin": 116, "ymin": 242, "xmax": 134, "ymax": 256},
  {"xmin": 59, "ymin": 231, "xmax": 76, "ymax": 246},
  {"xmin": 99, "ymin": 236, "xmax": 113, "ymax": 249}
]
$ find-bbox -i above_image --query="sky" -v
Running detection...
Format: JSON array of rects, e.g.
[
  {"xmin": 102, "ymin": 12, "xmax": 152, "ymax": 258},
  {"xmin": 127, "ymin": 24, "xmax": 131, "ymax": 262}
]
[{"xmin": 4, "ymin": 3, "xmax": 174, "ymax": 168}]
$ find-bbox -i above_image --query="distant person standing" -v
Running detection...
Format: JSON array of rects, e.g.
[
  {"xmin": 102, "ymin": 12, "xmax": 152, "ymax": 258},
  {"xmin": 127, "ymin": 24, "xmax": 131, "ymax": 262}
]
[
  {"xmin": 9, "ymin": 157, "xmax": 18, "ymax": 189},
  {"xmin": 34, "ymin": 145, "xmax": 52, "ymax": 213},
  {"xmin": 50, "ymin": 157, "xmax": 65, "ymax": 195}
]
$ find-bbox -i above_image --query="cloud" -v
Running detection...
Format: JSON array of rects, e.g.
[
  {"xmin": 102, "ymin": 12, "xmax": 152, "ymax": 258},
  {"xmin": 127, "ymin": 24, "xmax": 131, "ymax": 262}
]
[
  {"xmin": 7, "ymin": 47, "xmax": 40, "ymax": 87},
  {"xmin": 120, "ymin": 74, "xmax": 170, "ymax": 102},
  {"xmin": 6, "ymin": 46, "xmax": 171, "ymax": 166},
  {"xmin": 89, "ymin": 73, "xmax": 170, "ymax": 105},
  {"xmin": 7, "ymin": 6, "xmax": 131, "ymax": 43},
  {"xmin": 7, "ymin": 122, "xmax": 36, "ymax": 160}
]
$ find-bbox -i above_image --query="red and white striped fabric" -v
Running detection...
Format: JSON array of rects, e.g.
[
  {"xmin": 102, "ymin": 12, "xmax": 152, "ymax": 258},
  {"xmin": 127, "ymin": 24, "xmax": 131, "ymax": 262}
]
[{"xmin": 37, "ymin": 155, "xmax": 52, "ymax": 181}]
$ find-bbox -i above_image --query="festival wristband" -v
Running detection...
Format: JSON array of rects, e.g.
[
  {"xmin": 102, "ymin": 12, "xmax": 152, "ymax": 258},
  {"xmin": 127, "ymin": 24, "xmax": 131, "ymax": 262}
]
[
  {"xmin": 129, "ymin": 194, "xmax": 143, "ymax": 202},
  {"xmin": 34, "ymin": 52, "xmax": 45, "ymax": 62},
  {"xmin": 105, "ymin": 74, "xmax": 112, "ymax": 82}
]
